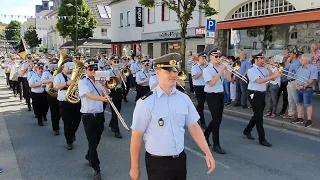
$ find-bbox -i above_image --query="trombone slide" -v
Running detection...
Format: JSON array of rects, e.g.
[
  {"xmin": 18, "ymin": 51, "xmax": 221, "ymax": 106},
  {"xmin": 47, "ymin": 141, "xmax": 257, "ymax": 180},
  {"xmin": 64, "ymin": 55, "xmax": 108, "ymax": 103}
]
[{"xmin": 97, "ymin": 82, "xmax": 130, "ymax": 131}]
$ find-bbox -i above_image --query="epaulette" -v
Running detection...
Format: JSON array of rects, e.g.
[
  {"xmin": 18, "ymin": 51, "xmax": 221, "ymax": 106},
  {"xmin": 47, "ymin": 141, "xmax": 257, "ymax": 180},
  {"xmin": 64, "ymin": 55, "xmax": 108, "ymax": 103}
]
[{"xmin": 141, "ymin": 91, "xmax": 153, "ymax": 100}]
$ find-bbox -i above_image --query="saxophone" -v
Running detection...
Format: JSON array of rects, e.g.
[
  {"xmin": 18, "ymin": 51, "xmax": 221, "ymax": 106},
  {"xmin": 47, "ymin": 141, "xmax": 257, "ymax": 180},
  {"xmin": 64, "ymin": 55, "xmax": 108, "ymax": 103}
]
[
  {"xmin": 65, "ymin": 60, "xmax": 85, "ymax": 104},
  {"xmin": 47, "ymin": 53, "xmax": 67, "ymax": 97}
]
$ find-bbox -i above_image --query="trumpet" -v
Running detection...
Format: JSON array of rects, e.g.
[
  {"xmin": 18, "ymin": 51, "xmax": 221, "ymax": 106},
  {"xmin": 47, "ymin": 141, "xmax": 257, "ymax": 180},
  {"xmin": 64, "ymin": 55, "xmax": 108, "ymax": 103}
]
[
  {"xmin": 218, "ymin": 58, "xmax": 248, "ymax": 83},
  {"xmin": 121, "ymin": 67, "xmax": 131, "ymax": 76},
  {"xmin": 264, "ymin": 62, "xmax": 308, "ymax": 84},
  {"xmin": 96, "ymin": 81, "xmax": 130, "ymax": 131}
]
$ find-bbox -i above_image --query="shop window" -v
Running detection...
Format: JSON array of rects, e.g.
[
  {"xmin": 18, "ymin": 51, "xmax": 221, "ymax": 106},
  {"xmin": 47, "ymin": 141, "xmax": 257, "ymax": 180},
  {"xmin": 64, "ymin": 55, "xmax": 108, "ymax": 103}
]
[
  {"xmin": 101, "ymin": 28, "xmax": 108, "ymax": 37},
  {"xmin": 228, "ymin": 0, "xmax": 296, "ymax": 20},
  {"xmin": 148, "ymin": 43, "xmax": 153, "ymax": 58},
  {"xmin": 161, "ymin": 43, "xmax": 169, "ymax": 55}
]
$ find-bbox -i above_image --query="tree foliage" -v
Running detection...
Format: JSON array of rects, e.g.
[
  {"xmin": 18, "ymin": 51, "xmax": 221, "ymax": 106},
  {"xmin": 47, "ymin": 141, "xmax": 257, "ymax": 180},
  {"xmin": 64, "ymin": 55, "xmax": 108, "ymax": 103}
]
[
  {"xmin": 24, "ymin": 26, "xmax": 42, "ymax": 50},
  {"xmin": 5, "ymin": 20, "xmax": 21, "ymax": 46},
  {"xmin": 56, "ymin": 0, "xmax": 97, "ymax": 48},
  {"xmin": 139, "ymin": 0, "xmax": 218, "ymax": 63}
]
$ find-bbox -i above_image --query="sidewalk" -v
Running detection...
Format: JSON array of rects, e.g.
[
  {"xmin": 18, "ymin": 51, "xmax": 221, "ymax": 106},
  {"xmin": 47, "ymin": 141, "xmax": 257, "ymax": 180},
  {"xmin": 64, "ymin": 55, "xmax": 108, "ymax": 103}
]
[
  {"xmin": 185, "ymin": 83, "xmax": 320, "ymax": 137},
  {"xmin": 0, "ymin": 75, "xmax": 23, "ymax": 179}
]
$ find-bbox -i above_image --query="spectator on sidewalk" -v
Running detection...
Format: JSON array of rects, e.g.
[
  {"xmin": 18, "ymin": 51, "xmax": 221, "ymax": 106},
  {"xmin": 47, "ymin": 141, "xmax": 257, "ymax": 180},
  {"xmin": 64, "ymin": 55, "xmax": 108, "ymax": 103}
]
[
  {"xmin": 222, "ymin": 55, "xmax": 232, "ymax": 105},
  {"xmin": 310, "ymin": 43, "xmax": 320, "ymax": 94},
  {"xmin": 292, "ymin": 54, "xmax": 318, "ymax": 127},
  {"xmin": 234, "ymin": 51, "xmax": 251, "ymax": 108},
  {"xmin": 283, "ymin": 48, "xmax": 302, "ymax": 119},
  {"xmin": 277, "ymin": 48, "xmax": 290, "ymax": 116},
  {"xmin": 186, "ymin": 51, "xmax": 195, "ymax": 93},
  {"xmin": 265, "ymin": 58, "xmax": 280, "ymax": 118}
]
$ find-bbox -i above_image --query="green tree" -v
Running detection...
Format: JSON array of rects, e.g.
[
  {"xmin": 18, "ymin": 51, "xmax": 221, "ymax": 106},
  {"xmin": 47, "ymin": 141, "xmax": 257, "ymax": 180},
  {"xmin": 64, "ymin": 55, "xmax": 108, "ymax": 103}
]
[
  {"xmin": 5, "ymin": 20, "xmax": 21, "ymax": 47},
  {"xmin": 56, "ymin": 0, "xmax": 97, "ymax": 50},
  {"xmin": 24, "ymin": 26, "xmax": 42, "ymax": 52},
  {"xmin": 139, "ymin": 0, "xmax": 217, "ymax": 63}
]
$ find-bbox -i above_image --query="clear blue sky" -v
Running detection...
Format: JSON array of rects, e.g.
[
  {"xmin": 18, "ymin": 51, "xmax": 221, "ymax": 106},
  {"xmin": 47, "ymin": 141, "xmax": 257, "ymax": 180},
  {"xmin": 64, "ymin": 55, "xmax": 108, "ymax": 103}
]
[{"xmin": 0, "ymin": 0, "xmax": 52, "ymax": 24}]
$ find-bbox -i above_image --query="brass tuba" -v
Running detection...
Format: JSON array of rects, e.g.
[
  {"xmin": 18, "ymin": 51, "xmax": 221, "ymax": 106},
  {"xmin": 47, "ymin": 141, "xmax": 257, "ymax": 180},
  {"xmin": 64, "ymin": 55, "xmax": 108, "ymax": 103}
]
[
  {"xmin": 65, "ymin": 60, "xmax": 85, "ymax": 104},
  {"xmin": 47, "ymin": 53, "xmax": 67, "ymax": 97}
]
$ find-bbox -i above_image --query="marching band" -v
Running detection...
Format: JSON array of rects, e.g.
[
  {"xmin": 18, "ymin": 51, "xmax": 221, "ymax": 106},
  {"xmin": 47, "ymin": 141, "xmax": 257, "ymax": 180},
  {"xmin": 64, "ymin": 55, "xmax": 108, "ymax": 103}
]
[{"xmin": 0, "ymin": 44, "xmax": 318, "ymax": 180}]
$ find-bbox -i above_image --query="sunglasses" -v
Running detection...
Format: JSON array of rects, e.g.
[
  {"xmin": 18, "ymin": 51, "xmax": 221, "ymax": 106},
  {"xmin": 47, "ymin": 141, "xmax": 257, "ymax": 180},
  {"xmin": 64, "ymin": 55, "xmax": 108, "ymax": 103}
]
[
  {"xmin": 88, "ymin": 67, "xmax": 98, "ymax": 71},
  {"xmin": 144, "ymin": 63, "xmax": 149, "ymax": 66},
  {"xmin": 113, "ymin": 60, "xmax": 119, "ymax": 64},
  {"xmin": 214, "ymin": 55, "xmax": 221, "ymax": 58}
]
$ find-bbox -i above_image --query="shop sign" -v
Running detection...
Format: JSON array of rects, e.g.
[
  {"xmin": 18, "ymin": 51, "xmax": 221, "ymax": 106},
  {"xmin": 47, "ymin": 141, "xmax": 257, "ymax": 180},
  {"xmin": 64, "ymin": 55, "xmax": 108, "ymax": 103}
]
[
  {"xmin": 159, "ymin": 31, "xmax": 179, "ymax": 38},
  {"xmin": 135, "ymin": 7, "xmax": 143, "ymax": 27},
  {"xmin": 195, "ymin": 27, "xmax": 206, "ymax": 35}
]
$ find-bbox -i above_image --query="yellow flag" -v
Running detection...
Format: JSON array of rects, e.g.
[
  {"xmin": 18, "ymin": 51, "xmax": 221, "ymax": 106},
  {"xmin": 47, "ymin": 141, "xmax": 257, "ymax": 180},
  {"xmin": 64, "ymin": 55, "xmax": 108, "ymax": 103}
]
[{"xmin": 17, "ymin": 39, "xmax": 26, "ymax": 59}]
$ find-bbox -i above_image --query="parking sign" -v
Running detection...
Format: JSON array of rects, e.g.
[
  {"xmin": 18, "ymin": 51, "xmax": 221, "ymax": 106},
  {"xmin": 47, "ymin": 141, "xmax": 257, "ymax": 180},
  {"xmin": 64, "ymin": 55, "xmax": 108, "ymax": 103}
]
[{"xmin": 206, "ymin": 19, "xmax": 216, "ymax": 31}]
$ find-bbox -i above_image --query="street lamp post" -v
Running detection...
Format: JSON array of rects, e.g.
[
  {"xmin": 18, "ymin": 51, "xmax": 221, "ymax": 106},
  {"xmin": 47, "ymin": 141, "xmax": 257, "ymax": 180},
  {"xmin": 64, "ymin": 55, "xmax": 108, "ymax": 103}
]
[{"xmin": 66, "ymin": 0, "xmax": 78, "ymax": 52}]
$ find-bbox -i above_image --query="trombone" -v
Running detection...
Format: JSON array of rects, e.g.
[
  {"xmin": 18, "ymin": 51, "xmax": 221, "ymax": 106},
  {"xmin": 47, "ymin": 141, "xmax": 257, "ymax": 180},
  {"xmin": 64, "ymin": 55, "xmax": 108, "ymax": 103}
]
[
  {"xmin": 218, "ymin": 58, "xmax": 248, "ymax": 83},
  {"xmin": 97, "ymin": 81, "xmax": 130, "ymax": 131},
  {"xmin": 264, "ymin": 62, "xmax": 308, "ymax": 84},
  {"xmin": 177, "ymin": 69, "xmax": 188, "ymax": 92}
]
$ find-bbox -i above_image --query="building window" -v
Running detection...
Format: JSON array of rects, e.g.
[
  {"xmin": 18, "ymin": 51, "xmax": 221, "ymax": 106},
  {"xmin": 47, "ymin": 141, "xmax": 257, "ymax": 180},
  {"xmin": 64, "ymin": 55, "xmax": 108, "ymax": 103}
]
[
  {"xmin": 127, "ymin": 11, "xmax": 131, "ymax": 26},
  {"xmin": 161, "ymin": 3, "xmax": 170, "ymax": 21},
  {"xmin": 147, "ymin": 43, "xmax": 153, "ymax": 58},
  {"xmin": 97, "ymin": 5, "xmax": 111, "ymax": 19},
  {"xmin": 101, "ymin": 28, "xmax": 108, "ymax": 37},
  {"xmin": 161, "ymin": 43, "xmax": 169, "ymax": 55},
  {"xmin": 229, "ymin": 0, "xmax": 296, "ymax": 20},
  {"xmin": 148, "ymin": 8, "xmax": 155, "ymax": 24},
  {"xmin": 120, "ymin": 13, "xmax": 123, "ymax": 27}
]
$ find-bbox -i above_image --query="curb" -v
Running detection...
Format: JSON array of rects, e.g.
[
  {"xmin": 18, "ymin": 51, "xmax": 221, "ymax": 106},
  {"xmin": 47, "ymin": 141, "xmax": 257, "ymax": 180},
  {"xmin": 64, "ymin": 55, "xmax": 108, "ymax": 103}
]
[{"xmin": 190, "ymin": 99, "xmax": 320, "ymax": 137}]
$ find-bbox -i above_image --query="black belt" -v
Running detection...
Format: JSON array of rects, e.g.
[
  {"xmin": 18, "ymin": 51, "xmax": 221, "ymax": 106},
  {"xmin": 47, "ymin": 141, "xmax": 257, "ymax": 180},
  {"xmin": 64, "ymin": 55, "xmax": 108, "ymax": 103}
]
[
  {"xmin": 147, "ymin": 151, "xmax": 184, "ymax": 159},
  {"xmin": 207, "ymin": 92, "xmax": 223, "ymax": 95},
  {"xmin": 248, "ymin": 90, "xmax": 265, "ymax": 94},
  {"xmin": 82, "ymin": 112, "xmax": 103, "ymax": 117}
]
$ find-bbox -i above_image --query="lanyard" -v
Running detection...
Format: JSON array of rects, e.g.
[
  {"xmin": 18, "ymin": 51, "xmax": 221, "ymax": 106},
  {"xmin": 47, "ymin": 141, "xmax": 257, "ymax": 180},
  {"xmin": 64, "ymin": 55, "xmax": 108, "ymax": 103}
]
[
  {"xmin": 87, "ymin": 78, "xmax": 101, "ymax": 96},
  {"xmin": 198, "ymin": 64, "xmax": 202, "ymax": 71},
  {"xmin": 212, "ymin": 66, "xmax": 222, "ymax": 82},
  {"xmin": 256, "ymin": 67, "xmax": 266, "ymax": 77},
  {"xmin": 142, "ymin": 71, "xmax": 148, "ymax": 79}
]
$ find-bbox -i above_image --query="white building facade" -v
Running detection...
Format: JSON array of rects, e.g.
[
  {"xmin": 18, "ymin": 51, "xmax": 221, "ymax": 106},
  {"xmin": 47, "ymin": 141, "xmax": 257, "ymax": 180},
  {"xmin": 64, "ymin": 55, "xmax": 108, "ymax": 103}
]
[{"xmin": 109, "ymin": 0, "xmax": 144, "ymax": 56}]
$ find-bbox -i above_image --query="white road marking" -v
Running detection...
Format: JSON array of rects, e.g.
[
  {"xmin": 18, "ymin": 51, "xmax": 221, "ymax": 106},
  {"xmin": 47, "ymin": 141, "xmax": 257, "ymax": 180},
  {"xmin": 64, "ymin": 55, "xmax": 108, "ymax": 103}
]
[{"xmin": 184, "ymin": 146, "xmax": 231, "ymax": 169}]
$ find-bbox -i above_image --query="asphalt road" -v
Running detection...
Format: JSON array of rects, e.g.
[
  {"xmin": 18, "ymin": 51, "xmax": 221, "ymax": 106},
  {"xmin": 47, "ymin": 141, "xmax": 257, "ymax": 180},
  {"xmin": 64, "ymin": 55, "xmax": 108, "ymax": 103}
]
[{"xmin": 1, "ymin": 79, "xmax": 320, "ymax": 180}]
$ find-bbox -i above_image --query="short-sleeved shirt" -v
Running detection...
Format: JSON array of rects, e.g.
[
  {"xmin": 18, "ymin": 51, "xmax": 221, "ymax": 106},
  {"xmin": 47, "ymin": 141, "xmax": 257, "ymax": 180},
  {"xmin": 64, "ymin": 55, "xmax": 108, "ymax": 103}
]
[
  {"xmin": 247, "ymin": 64, "xmax": 270, "ymax": 92},
  {"xmin": 149, "ymin": 75, "xmax": 158, "ymax": 89},
  {"xmin": 281, "ymin": 62, "xmax": 290, "ymax": 82},
  {"xmin": 130, "ymin": 62, "xmax": 141, "ymax": 77},
  {"xmin": 238, "ymin": 59, "xmax": 251, "ymax": 75},
  {"xmin": 131, "ymin": 85, "xmax": 199, "ymax": 156},
  {"xmin": 203, "ymin": 63, "xmax": 225, "ymax": 93},
  {"xmin": 28, "ymin": 73, "xmax": 45, "ymax": 93},
  {"xmin": 78, "ymin": 76, "xmax": 104, "ymax": 113},
  {"xmin": 288, "ymin": 59, "xmax": 302, "ymax": 81},
  {"xmin": 41, "ymin": 71, "xmax": 53, "ymax": 92},
  {"xmin": 53, "ymin": 73, "xmax": 71, "ymax": 101},
  {"xmin": 268, "ymin": 66, "xmax": 280, "ymax": 86},
  {"xmin": 136, "ymin": 70, "xmax": 150, "ymax": 86},
  {"xmin": 20, "ymin": 62, "xmax": 31, "ymax": 78},
  {"xmin": 296, "ymin": 64, "xmax": 318, "ymax": 86},
  {"xmin": 27, "ymin": 69, "xmax": 36, "ymax": 80},
  {"xmin": 191, "ymin": 63, "xmax": 206, "ymax": 86}
]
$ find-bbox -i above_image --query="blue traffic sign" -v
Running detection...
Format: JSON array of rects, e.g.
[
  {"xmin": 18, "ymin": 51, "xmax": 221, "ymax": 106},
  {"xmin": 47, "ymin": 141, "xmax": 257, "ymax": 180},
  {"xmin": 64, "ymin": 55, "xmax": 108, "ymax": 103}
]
[
  {"xmin": 51, "ymin": 46, "xmax": 55, "ymax": 51},
  {"xmin": 206, "ymin": 19, "xmax": 216, "ymax": 31}
]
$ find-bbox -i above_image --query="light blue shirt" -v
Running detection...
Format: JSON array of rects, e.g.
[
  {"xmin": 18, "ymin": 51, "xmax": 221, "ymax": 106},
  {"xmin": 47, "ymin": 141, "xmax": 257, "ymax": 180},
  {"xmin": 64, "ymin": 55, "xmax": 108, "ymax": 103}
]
[
  {"xmin": 203, "ymin": 63, "xmax": 225, "ymax": 93},
  {"xmin": 148, "ymin": 69, "xmax": 156, "ymax": 75},
  {"xmin": 296, "ymin": 64, "xmax": 318, "ymax": 86},
  {"xmin": 248, "ymin": 64, "xmax": 270, "ymax": 92},
  {"xmin": 20, "ymin": 62, "xmax": 31, "ymax": 78},
  {"xmin": 281, "ymin": 62, "xmax": 290, "ymax": 82},
  {"xmin": 238, "ymin": 59, "xmax": 251, "ymax": 75},
  {"xmin": 288, "ymin": 59, "xmax": 302, "ymax": 80},
  {"xmin": 149, "ymin": 75, "xmax": 158, "ymax": 89},
  {"xmin": 28, "ymin": 73, "xmax": 45, "ymax": 93},
  {"xmin": 106, "ymin": 68, "xmax": 122, "ymax": 89},
  {"xmin": 131, "ymin": 85, "xmax": 199, "ymax": 156},
  {"xmin": 191, "ymin": 63, "xmax": 206, "ymax": 86},
  {"xmin": 136, "ymin": 69, "xmax": 150, "ymax": 86},
  {"xmin": 130, "ymin": 62, "xmax": 141, "ymax": 77},
  {"xmin": 53, "ymin": 73, "xmax": 71, "ymax": 101},
  {"xmin": 27, "ymin": 69, "xmax": 36, "ymax": 80},
  {"xmin": 78, "ymin": 76, "xmax": 104, "ymax": 113},
  {"xmin": 41, "ymin": 71, "xmax": 52, "ymax": 92}
]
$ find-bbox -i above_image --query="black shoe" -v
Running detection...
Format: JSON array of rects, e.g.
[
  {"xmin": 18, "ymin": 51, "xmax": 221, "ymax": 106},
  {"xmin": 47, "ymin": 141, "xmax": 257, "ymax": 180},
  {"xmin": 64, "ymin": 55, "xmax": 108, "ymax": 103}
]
[
  {"xmin": 28, "ymin": 107, "xmax": 31, "ymax": 111},
  {"xmin": 233, "ymin": 103, "xmax": 241, "ymax": 107},
  {"xmin": 291, "ymin": 118, "xmax": 304, "ymax": 124},
  {"xmin": 38, "ymin": 122, "xmax": 44, "ymax": 126},
  {"xmin": 259, "ymin": 140, "xmax": 272, "ymax": 147},
  {"xmin": 85, "ymin": 154, "xmax": 92, "ymax": 167},
  {"xmin": 94, "ymin": 170, "xmax": 101, "ymax": 180},
  {"xmin": 279, "ymin": 111, "xmax": 285, "ymax": 116},
  {"xmin": 67, "ymin": 144, "xmax": 73, "ymax": 150},
  {"xmin": 212, "ymin": 146, "xmax": 226, "ymax": 154},
  {"xmin": 243, "ymin": 130, "xmax": 255, "ymax": 140},
  {"xmin": 305, "ymin": 120, "xmax": 313, "ymax": 127},
  {"xmin": 53, "ymin": 130, "xmax": 59, "ymax": 136},
  {"xmin": 115, "ymin": 132, "xmax": 122, "ymax": 138},
  {"xmin": 242, "ymin": 105, "xmax": 248, "ymax": 109}
]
